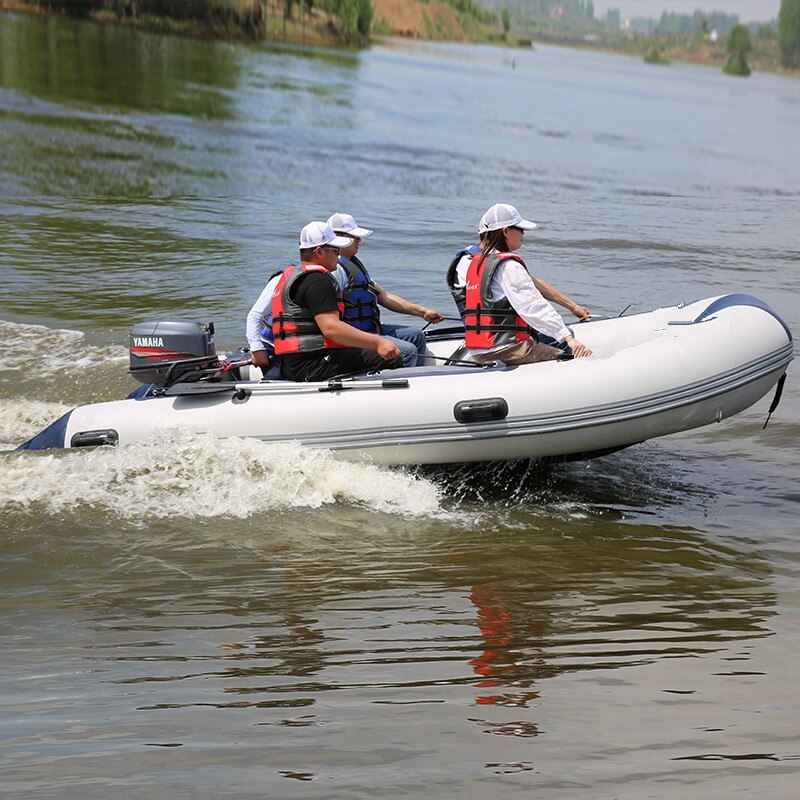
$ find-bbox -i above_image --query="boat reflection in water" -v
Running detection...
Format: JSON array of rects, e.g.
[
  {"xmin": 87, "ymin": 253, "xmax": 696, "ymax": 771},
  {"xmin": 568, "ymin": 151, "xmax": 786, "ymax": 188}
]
[{"xmin": 106, "ymin": 499, "xmax": 774, "ymax": 743}]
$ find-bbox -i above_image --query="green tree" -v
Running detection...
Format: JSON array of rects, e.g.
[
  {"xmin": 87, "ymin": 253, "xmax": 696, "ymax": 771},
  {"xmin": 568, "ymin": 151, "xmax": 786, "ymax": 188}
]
[
  {"xmin": 501, "ymin": 6, "xmax": 510, "ymax": 36},
  {"xmin": 779, "ymin": 0, "xmax": 800, "ymax": 68},
  {"xmin": 356, "ymin": 0, "xmax": 372, "ymax": 36},
  {"xmin": 330, "ymin": 0, "xmax": 371, "ymax": 41},
  {"xmin": 724, "ymin": 23, "xmax": 751, "ymax": 75},
  {"xmin": 756, "ymin": 23, "xmax": 776, "ymax": 40}
]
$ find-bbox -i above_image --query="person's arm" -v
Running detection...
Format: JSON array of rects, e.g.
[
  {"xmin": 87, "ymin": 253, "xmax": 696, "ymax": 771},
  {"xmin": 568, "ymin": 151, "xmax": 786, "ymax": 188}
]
[
  {"xmin": 315, "ymin": 312, "xmax": 401, "ymax": 361},
  {"xmin": 246, "ymin": 276, "xmax": 281, "ymax": 367},
  {"xmin": 532, "ymin": 277, "xmax": 590, "ymax": 320},
  {"xmin": 373, "ymin": 283, "xmax": 445, "ymax": 323},
  {"xmin": 299, "ymin": 273, "xmax": 402, "ymax": 361},
  {"xmin": 498, "ymin": 263, "xmax": 592, "ymax": 358}
]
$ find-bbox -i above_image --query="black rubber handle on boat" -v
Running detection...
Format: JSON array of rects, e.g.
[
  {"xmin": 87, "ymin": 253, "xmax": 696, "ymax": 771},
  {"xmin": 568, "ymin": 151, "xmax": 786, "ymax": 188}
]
[
  {"xmin": 381, "ymin": 379, "xmax": 410, "ymax": 389},
  {"xmin": 454, "ymin": 397, "xmax": 509, "ymax": 424}
]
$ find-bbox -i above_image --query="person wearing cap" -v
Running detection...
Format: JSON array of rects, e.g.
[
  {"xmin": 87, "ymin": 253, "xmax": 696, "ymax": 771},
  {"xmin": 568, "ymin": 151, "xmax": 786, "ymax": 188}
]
[
  {"xmin": 269, "ymin": 221, "xmax": 403, "ymax": 382},
  {"xmin": 327, "ymin": 213, "xmax": 444, "ymax": 367},
  {"xmin": 446, "ymin": 205, "xmax": 591, "ymax": 338},
  {"xmin": 245, "ymin": 224, "xmax": 353, "ymax": 376},
  {"xmin": 246, "ymin": 256, "xmax": 348, "ymax": 376},
  {"xmin": 447, "ymin": 203, "xmax": 592, "ymax": 363}
]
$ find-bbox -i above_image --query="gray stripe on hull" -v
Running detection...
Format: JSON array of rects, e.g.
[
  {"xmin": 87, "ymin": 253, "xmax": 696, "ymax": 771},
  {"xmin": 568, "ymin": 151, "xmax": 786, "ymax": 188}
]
[{"xmin": 253, "ymin": 343, "xmax": 793, "ymax": 451}]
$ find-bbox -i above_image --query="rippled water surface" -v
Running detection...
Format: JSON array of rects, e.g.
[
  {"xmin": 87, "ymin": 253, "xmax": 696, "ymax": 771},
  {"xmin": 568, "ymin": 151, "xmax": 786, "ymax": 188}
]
[{"xmin": 1, "ymin": 9, "xmax": 799, "ymax": 798}]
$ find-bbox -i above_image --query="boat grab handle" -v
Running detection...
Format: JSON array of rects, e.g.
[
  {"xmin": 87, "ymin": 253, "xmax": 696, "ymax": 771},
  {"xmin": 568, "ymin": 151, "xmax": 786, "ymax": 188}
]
[
  {"xmin": 70, "ymin": 429, "xmax": 119, "ymax": 448},
  {"xmin": 454, "ymin": 397, "xmax": 509, "ymax": 424}
]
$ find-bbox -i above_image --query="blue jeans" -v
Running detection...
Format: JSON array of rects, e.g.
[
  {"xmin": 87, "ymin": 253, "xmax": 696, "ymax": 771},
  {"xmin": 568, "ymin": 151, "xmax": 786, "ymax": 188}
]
[
  {"xmin": 537, "ymin": 333, "xmax": 573, "ymax": 358},
  {"xmin": 381, "ymin": 323, "xmax": 427, "ymax": 367}
]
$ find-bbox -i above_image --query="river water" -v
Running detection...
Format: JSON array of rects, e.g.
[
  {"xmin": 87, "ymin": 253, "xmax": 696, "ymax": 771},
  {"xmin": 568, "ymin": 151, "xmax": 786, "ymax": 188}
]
[{"xmin": 1, "ymin": 9, "xmax": 800, "ymax": 798}]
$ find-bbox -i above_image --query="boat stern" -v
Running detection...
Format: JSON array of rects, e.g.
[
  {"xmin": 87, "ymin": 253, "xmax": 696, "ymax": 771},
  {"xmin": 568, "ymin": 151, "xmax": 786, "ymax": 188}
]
[{"xmin": 17, "ymin": 410, "xmax": 73, "ymax": 451}]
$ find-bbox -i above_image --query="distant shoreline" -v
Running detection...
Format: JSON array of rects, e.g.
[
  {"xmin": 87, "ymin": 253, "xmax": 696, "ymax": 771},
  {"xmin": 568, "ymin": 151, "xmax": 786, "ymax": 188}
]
[
  {"xmin": 536, "ymin": 32, "xmax": 800, "ymax": 78},
  {"xmin": 2, "ymin": 0, "xmax": 797, "ymax": 77}
]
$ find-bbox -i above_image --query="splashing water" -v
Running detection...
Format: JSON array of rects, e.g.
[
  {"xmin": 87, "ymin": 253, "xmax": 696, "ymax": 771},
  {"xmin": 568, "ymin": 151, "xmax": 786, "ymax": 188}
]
[
  {"xmin": 0, "ymin": 319, "xmax": 126, "ymax": 374},
  {"xmin": 1, "ymin": 431, "xmax": 443, "ymax": 520},
  {"xmin": 0, "ymin": 398, "xmax": 74, "ymax": 450}
]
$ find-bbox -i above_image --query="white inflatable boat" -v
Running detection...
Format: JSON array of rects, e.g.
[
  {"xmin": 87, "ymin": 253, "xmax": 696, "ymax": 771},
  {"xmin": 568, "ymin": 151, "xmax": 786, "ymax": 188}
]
[{"xmin": 19, "ymin": 294, "xmax": 793, "ymax": 465}]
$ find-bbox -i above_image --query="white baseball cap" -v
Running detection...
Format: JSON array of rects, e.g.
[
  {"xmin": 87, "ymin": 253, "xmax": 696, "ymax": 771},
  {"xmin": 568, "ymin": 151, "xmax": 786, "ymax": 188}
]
[
  {"xmin": 326, "ymin": 212, "xmax": 373, "ymax": 238},
  {"xmin": 299, "ymin": 221, "xmax": 352, "ymax": 250},
  {"xmin": 478, "ymin": 203, "xmax": 538, "ymax": 234}
]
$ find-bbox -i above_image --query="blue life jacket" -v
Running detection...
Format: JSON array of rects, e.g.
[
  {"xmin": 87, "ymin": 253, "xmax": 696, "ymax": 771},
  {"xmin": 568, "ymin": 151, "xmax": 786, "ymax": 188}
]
[
  {"xmin": 339, "ymin": 255, "xmax": 381, "ymax": 333},
  {"xmin": 445, "ymin": 245, "xmax": 482, "ymax": 320}
]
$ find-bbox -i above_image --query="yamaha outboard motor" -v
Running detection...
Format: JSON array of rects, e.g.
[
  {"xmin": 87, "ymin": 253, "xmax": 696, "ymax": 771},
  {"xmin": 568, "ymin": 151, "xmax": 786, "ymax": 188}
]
[{"xmin": 129, "ymin": 320, "xmax": 218, "ymax": 387}]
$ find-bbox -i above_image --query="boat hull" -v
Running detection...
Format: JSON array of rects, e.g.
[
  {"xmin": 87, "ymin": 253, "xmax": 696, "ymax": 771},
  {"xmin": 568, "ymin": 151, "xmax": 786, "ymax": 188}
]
[{"xmin": 19, "ymin": 295, "xmax": 794, "ymax": 465}]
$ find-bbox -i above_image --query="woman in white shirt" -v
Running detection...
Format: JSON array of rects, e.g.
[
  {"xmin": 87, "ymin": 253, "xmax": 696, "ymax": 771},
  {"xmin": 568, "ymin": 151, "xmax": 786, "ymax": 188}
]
[{"xmin": 449, "ymin": 203, "xmax": 592, "ymax": 363}]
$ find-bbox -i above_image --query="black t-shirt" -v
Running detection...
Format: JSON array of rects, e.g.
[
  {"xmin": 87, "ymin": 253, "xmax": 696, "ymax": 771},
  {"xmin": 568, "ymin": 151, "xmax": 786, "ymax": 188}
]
[
  {"xmin": 278, "ymin": 268, "xmax": 401, "ymax": 382},
  {"xmin": 290, "ymin": 271, "xmax": 339, "ymax": 316},
  {"xmin": 280, "ymin": 270, "xmax": 340, "ymax": 379}
]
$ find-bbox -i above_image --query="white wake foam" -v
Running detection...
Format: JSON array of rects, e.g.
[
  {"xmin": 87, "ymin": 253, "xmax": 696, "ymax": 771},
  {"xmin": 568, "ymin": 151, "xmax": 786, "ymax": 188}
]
[
  {"xmin": 0, "ymin": 319, "xmax": 126, "ymax": 373},
  {"xmin": 0, "ymin": 399, "xmax": 73, "ymax": 450},
  {"xmin": 1, "ymin": 432, "xmax": 442, "ymax": 518}
]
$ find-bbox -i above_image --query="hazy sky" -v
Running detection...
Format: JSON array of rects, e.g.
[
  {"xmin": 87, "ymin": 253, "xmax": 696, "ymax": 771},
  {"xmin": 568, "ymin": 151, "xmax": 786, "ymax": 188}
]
[{"xmin": 592, "ymin": 0, "xmax": 780, "ymax": 22}]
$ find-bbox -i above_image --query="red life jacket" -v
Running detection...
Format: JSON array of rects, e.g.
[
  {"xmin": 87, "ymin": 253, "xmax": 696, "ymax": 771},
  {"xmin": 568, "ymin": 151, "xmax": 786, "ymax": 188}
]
[
  {"xmin": 464, "ymin": 251, "xmax": 536, "ymax": 349},
  {"xmin": 271, "ymin": 265, "xmax": 346, "ymax": 355}
]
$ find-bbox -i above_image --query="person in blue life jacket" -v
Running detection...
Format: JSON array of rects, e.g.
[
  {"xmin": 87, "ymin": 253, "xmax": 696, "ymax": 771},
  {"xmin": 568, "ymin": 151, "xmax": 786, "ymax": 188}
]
[
  {"xmin": 268, "ymin": 221, "xmax": 404, "ymax": 382},
  {"xmin": 447, "ymin": 203, "xmax": 592, "ymax": 365},
  {"xmin": 327, "ymin": 213, "xmax": 445, "ymax": 367}
]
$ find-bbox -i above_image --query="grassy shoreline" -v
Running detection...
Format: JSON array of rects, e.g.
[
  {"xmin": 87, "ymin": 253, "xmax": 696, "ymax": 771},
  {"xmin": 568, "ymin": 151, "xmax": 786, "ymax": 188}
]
[
  {"xmin": 1, "ymin": 0, "xmax": 525, "ymax": 48},
  {"xmin": 0, "ymin": 0, "xmax": 354, "ymax": 46}
]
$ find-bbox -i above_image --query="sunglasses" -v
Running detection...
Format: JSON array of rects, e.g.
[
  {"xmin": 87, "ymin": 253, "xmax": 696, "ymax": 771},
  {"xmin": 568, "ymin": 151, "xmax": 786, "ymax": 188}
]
[
  {"xmin": 334, "ymin": 232, "xmax": 360, "ymax": 243},
  {"xmin": 318, "ymin": 244, "xmax": 340, "ymax": 254}
]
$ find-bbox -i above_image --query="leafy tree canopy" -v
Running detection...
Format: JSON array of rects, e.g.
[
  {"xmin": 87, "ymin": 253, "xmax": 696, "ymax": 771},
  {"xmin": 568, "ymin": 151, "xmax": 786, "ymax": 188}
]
[
  {"xmin": 779, "ymin": 0, "xmax": 800, "ymax": 67},
  {"xmin": 724, "ymin": 23, "xmax": 752, "ymax": 75}
]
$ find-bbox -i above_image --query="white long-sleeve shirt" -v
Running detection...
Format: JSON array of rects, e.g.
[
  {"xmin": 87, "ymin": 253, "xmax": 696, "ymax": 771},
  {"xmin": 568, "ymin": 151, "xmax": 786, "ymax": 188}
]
[
  {"xmin": 455, "ymin": 254, "xmax": 571, "ymax": 353},
  {"xmin": 245, "ymin": 265, "xmax": 348, "ymax": 352},
  {"xmin": 245, "ymin": 273, "xmax": 281, "ymax": 352}
]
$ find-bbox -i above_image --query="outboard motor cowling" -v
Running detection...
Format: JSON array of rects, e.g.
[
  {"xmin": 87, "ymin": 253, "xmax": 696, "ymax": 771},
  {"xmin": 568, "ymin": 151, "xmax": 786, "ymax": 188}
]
[{"xmin": 129, "ymin": 319, "xmax": 217, "ymax": 387}]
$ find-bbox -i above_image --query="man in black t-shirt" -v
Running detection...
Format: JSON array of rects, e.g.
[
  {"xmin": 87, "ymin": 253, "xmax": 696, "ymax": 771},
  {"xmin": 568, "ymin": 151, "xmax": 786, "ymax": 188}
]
[{"xmin": 278, "ymin": 221, "xmax": 404, "ymax": 382}]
